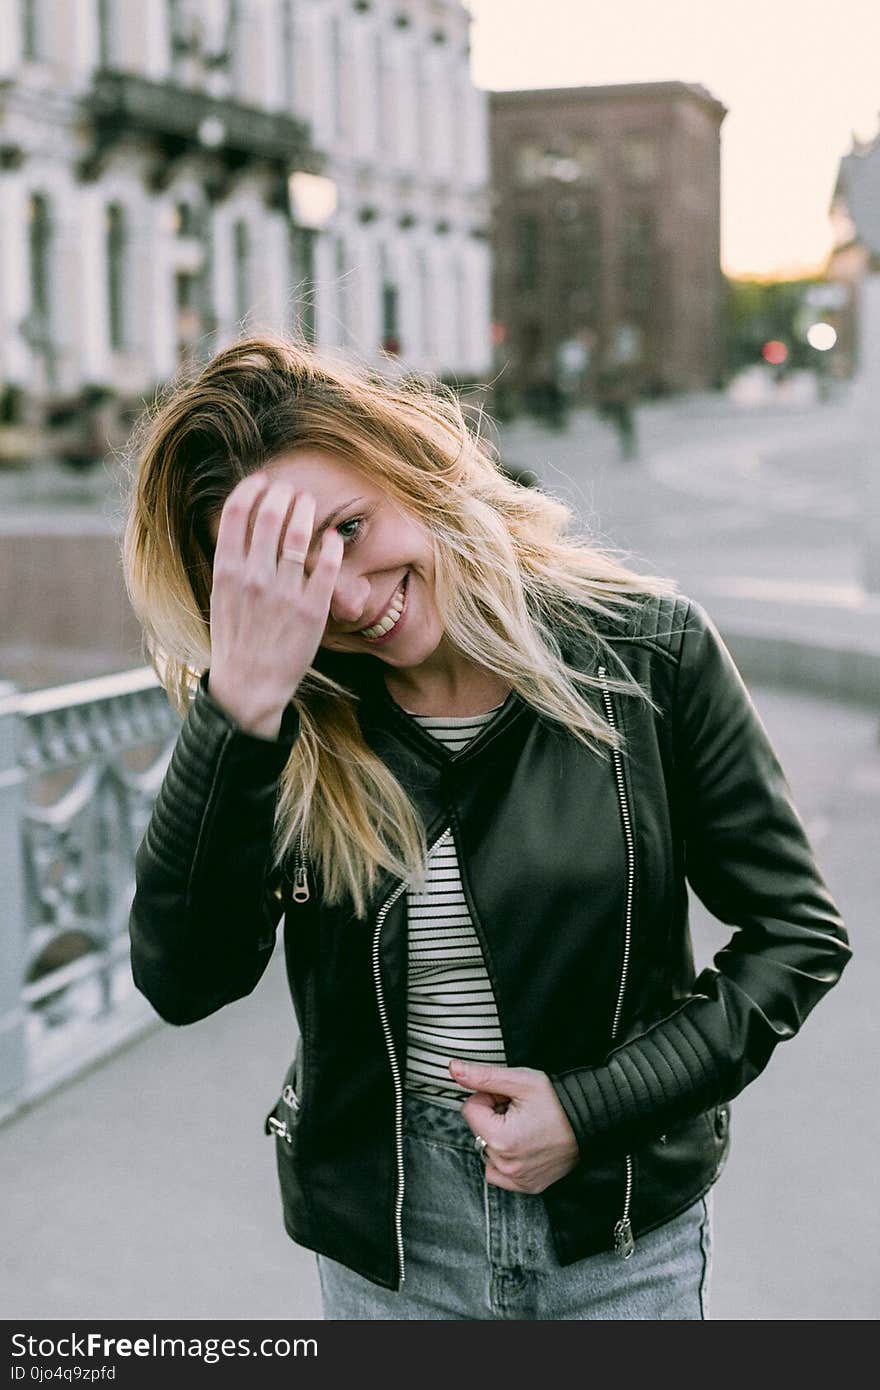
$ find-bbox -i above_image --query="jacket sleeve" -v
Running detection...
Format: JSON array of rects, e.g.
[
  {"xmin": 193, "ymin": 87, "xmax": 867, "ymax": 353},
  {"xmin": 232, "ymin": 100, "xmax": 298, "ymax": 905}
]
[
  {"xmin": 551, "ymin": 597, "xmax": 852, "ymax": 1158},
  {"xmin": 129, "ymin": 669, "xmax": 301, "ymax": 1026}
]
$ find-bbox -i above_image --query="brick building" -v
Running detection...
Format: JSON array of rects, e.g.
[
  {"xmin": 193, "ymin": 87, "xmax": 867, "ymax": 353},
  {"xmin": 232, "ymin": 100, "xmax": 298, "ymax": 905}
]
[{"xmin": 489, "ymin": 81, "xmax": 727, "ymax": 400}]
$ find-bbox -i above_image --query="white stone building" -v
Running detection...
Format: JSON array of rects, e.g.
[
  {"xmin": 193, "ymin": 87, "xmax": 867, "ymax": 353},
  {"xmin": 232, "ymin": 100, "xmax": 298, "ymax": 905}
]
[
  {"xmin": 0, "ymin": 0, "xmax": 492, "ymax": 452},
  {"xmin": 829, "ymin": 128, "xmax": 880, "ymax": 592}
]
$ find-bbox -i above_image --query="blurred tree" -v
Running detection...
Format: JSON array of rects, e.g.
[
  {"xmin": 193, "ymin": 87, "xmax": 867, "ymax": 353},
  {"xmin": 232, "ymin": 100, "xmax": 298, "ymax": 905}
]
[{"xmin": 724, "ymin": 276, "xmax": 824, "ymax": 376}]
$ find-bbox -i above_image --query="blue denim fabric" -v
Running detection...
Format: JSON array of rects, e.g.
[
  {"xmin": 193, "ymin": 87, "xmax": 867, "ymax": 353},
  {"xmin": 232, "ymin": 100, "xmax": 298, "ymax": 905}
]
[{"xmin": 317, "ymin": 1092, "xmax": 713, "ymax": 1320}]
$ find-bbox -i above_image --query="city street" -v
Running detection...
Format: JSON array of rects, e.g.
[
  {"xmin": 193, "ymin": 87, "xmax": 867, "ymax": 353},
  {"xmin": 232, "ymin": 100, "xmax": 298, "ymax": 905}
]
[
  {"xmin": 494, "ymin": 383, "xmax": 873, "ymax": 626},
  {"xmin": 1, "ymin": 387, "xmax": 877, "ymax": 1320}
]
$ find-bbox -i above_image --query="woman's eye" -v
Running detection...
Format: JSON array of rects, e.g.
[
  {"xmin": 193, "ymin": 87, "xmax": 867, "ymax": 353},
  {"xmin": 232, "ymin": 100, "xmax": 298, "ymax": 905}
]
[{"xmin": 336, "ymin": 517, "xmax": 364, "ymax": 543}]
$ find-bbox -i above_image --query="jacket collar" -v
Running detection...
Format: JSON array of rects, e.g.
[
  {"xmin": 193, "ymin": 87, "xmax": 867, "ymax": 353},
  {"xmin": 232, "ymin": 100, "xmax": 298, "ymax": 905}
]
[{"xmin": 310, "ymin": 642, "xmax": 528, "ymax": 768}]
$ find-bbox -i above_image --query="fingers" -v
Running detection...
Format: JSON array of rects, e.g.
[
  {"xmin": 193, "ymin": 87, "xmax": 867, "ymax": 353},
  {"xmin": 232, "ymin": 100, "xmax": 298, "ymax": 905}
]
[
  {"xmin": 248, "ymin": 483, "xmax": 308, "ymax": 584},
  {"xmin": 215, "ymin": 476, "xmax": 331, "ymax": 592},
  {"xmin": 212, "ymin": 471, "xmax": 270, "ymax": 580},
  {"xmin": 276, "ymin": 490, "xmax": 317, "ymax": 567},
  {"xmin": 460, "ymin": 1091, "xmax": 505, "ymax": 1157},
  {"xmin": 483, "ymin": 1162, "xmax": 522, "ymax": 1192},
  {"xmin": 303, "ymin": 526, "xmax": 344, "ymax": 608},
  {"xmin": 461, "ymin": 1090, "xmax": 499, "ymax": 1126},
  {"xmin": 449, "ymin": 1058, "xmax": 535, "ymax": 1099}
]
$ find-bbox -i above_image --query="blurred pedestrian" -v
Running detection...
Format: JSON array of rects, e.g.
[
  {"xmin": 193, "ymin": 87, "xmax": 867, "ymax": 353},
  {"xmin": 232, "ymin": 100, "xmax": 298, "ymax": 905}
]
[
  {"xmin": 596, "ymin": 324, "xmax": 643, "ymax": 461},
  {"xmin": 123, "ymin": 333, "xmax": 850, "ymax": 1320},
  {"xmin": 524, "ymin": 349, "xmax": 567, "ymax": 430},
  {"xmin": 555, "ymin": 328, "xmax": 594, "ymax": 409},
  {"xmin": 595, "ymin": 364, "xmax": 638, "ymax": 460}
]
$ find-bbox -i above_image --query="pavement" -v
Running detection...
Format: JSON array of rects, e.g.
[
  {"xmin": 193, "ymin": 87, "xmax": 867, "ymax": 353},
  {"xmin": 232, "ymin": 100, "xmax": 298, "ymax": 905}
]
[{"xmin": 1, "ymin": 386, "xmax": 878, "ymax": 1321}]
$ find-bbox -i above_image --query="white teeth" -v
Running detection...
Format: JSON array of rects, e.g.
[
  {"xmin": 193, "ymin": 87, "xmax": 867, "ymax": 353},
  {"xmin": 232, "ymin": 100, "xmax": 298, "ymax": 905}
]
[{"xmin": 359, "ymin": 579, "xmax": 407, "ymax": 638}]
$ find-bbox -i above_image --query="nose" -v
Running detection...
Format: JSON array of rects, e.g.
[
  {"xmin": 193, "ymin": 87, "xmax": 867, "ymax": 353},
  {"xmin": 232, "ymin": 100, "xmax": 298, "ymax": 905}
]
[{"xmin": 329, "ymin": 570, "xmax": 371, "ymax": 629}]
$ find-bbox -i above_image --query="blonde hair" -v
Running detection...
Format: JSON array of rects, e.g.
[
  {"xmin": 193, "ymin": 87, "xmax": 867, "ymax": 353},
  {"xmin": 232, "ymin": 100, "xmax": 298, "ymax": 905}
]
[{"xmin": 120, "ymin": 334, "xmax": 677, "ymax": 917}]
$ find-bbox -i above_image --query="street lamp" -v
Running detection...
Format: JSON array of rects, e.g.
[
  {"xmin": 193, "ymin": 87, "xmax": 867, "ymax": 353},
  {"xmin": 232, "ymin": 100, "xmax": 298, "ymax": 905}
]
[{"xmin": 287, "ymin": 172, "xmax": 339, "ymax": 344}]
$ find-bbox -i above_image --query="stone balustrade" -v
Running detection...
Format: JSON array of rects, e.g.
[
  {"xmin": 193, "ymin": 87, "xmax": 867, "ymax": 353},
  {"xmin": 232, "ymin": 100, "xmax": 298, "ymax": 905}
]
[{"xmin": 0, "ymin": 668, "xmax": 182, "ymax": 1121}]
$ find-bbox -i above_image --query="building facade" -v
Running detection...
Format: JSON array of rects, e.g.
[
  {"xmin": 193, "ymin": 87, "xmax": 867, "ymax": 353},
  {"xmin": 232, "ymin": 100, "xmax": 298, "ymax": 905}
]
[
  {"xmin": 0, "ymin": 0, "xmax": 492, "ymax": 460},
  {"xmin": 827, "ymin": 128, "xmax": 880, "ymax": 380},
  {"xmin": 489, "ymin": 81, "xmax": 726, "ymax": 399},
  {"xmin": 828, "ymin": 125, "xmax": 880, "ymax": 591}
]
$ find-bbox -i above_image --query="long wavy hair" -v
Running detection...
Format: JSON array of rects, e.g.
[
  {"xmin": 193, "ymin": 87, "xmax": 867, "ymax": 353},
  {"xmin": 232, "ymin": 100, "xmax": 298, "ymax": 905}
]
[{"xmin": 120, "ymin": 334, "xmax": 677, "ymax": 917}]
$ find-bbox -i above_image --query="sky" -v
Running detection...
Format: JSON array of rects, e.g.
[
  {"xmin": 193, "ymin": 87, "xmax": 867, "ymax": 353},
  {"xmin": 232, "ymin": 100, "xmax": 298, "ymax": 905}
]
[{"xmin": 467, "ymin": 0, "xmax": 880, "ymax": 279}]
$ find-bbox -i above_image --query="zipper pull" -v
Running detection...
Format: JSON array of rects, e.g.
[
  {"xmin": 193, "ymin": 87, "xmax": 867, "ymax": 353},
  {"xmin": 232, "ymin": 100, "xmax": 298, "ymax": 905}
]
[
  {"xmin": 292, "ymin": 828, "xmax": 310, "ymax": 903},
  {"xmin": 267, "ymin": 1116, "xmax": 293, "ymax": 1144},
  {"xmin": 292, "ymin": 864, "xmax": 310, "ymax": 903},
  {"xmin": 613, "ymin": 1217, "xmax": 635, "ymax": 1260}
]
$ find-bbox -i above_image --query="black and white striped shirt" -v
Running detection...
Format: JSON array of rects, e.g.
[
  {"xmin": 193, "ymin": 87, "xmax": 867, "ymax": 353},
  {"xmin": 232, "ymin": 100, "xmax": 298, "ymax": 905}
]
[{"xmin": 400, "ymin": 705, "xmax": 509, "ymax": 1110}]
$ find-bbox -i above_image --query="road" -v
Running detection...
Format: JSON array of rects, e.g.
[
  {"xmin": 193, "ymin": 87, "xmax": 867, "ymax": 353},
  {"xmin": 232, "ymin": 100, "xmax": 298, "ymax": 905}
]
[{"xmin": 494, "ymin": 387, "xmax": 877, "ymax": 649}]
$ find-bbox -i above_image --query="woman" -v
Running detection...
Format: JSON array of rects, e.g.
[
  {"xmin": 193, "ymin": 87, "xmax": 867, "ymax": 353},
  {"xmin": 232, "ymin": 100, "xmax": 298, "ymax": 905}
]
[{"xmin": 123, "ymin": 335, "xmax": 850, "ymax": 1320}]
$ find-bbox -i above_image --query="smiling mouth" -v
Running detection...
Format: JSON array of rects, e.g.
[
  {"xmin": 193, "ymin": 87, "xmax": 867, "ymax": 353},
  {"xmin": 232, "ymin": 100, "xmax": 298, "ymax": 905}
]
[{"xmin": 357, "ymin": 573, "xmax": 408, "ymax": 641}]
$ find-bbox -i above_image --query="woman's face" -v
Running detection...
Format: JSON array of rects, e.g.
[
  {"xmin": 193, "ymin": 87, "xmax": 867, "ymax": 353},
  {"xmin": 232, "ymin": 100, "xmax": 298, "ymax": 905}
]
[{"xmin": 210, "ymin": 449, "xmax": 446, "ymax": 670}]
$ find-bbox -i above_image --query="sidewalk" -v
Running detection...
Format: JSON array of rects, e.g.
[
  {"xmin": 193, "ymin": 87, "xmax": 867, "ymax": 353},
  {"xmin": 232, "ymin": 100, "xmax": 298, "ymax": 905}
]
[
  {"xmin": 493, "ymin": 401, "xmax": 880, "ymax": 706},
  {"xmin": 1, "ymin": 683, "xmax": 875, "ymax": 1320}
]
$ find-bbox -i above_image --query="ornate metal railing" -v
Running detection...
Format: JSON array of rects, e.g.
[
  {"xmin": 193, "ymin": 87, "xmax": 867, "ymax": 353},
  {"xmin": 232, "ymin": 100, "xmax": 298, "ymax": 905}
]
[{"xmin": 0, "ymin": 669, "xmax": 182, "ymax": 1122}]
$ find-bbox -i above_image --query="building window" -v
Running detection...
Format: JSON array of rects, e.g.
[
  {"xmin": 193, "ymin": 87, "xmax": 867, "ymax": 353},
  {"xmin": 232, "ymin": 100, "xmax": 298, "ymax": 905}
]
[
  {"xmin": 223, "ymin": 0, "xmax": 242, "ymax": 92},
  {"xmin": 25, "ymin": 192, "xmax": 55, "ymax": 385},
  {"xmin": 172, "ymin": 201, "xmax": 213, "ymax": 365},
  {"xmin": 515, "ymin": 144, "xmax": 543, "ymax": 186},
  {"xmin": 21, "ymin": 0, "xmax": 42, "ymax": 60},
  {"xmin": 380, "ymin": 246, "xmax": 400, "ymax": 353},
  {"xmin": 106, "ymin": 203, "xmax": 128, "ymax": 350},
  {"xmin": 28, "ymin": 194, "xmax": 52, "ymax": 334},
  {"xmin": 621, "ymin": 209, "xmax": 655, "ymax": 314},
  {"xmin": 233, "ymin": 220, "xmax": 250, "ymax": 324},
  {"xmin": 97, "ymin": 0, "xmax": 113, "ymax": 67},
  {"xmin": 175, "ymin": 201, "xmax": 196, "ymax": 236},
  {"xmin": 516, "ymin": 142, "xmax": 584, "ymax": 186},
  {"xmin": 514, "ymin": 213, "xmax": 540, "ymax": 291},
  {"xmin": 621, "ymin": 135, "xmax": 657, "ymax": 184},
  {"xmin": 575, "ymin": 139, "xmax": 600, "ymax": 184},
  {"xmin": 555, "ymin": 204, "xmax": 600, "ymax": 318},
  {"xmin": 623, "ymin": 208, "xmax": 654, "ymax": 256}
]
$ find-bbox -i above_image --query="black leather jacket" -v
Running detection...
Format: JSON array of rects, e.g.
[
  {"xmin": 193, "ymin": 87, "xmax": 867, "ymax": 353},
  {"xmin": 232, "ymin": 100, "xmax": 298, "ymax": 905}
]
[{"xmin": 129, "ymin": 594, "xmax": 851, "ymax": 1291}]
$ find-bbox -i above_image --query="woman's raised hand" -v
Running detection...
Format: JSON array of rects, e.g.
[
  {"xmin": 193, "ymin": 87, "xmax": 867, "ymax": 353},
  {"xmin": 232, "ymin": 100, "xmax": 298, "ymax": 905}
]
[{"xmin": 207, "ymin": 471, "xmax": 344, "ymax": 739}]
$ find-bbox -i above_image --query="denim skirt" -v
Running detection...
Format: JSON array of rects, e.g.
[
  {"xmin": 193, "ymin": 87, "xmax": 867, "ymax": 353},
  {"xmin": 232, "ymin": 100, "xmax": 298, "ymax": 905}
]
[{"xmin": 317, "ymin": 1092, "xmax": 713, "ymax": 1320}]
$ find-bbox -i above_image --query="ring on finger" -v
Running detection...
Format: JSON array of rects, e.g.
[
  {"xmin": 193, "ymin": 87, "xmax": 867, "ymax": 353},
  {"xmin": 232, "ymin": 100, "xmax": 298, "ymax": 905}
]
[{"xmin": 474, "ymin": 1134, "xmax": 489, "ymax": 1161}]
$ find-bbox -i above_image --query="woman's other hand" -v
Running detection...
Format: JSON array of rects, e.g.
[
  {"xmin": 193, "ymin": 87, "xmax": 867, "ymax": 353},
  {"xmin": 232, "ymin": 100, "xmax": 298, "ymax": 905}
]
[
  {"xmin": 207, "ymin": 471, "xmax": 344, "ymax": 739},
  {"xmin": 450, "ymin": 1059, "xmax": 581, "ymax": 1192}
]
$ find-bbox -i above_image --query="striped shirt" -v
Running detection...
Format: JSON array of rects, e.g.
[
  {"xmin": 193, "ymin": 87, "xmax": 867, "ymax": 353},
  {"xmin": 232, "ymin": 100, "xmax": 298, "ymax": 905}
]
[{"xmin": 400, "ymin": 704, "xmax": 509, "ymax": 1110}]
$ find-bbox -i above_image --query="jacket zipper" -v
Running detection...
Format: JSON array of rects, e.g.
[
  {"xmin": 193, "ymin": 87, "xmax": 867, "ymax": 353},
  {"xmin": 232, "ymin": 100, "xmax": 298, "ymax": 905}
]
[
  {"xmin": 598, "ymin": 666, "xmax": 636, "ymax": 1261},
  {"xmin": 292, "ymin": 828, "xmax": 309, "ymax": 902},
  {"xmin": 371, "ymin": 825, "xmax": 453, "ymax": 1290}
]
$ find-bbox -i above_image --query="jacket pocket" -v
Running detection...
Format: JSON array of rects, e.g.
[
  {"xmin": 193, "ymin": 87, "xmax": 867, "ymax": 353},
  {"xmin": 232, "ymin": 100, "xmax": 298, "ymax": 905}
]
[
  {"xmin": 263, "ymin": 1035, "xmax": 319, "ymax": 1248},
  {"xmin": 263, "ymin": 1035, "xmax": 305, "ymax": 1142}
]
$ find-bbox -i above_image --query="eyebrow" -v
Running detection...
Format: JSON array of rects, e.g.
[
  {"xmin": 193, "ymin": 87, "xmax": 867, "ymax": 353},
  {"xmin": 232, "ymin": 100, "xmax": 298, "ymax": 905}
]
[{"xmin": 314, "ymin": 497, "xmax": 367, "ymax": 539}]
